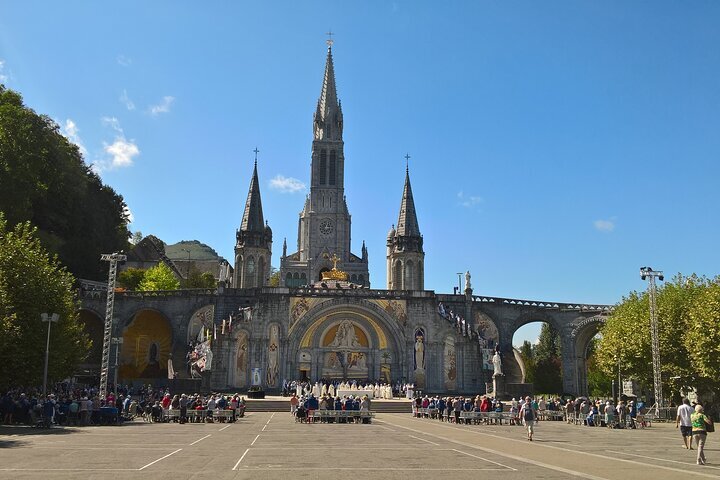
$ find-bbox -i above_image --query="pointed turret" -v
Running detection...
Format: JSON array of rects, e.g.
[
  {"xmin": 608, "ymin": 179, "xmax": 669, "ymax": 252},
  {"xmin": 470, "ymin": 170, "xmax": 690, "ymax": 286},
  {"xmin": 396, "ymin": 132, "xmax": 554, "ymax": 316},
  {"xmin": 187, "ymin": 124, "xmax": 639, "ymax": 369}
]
[
  {"xmin": 234, "ymin": 158, "xmax": 272, "ymax": 288},
  {"xmin": 240, "ymin": 161, "xmax": 265, "ymax": 232},
  {"xmin": 396, "ymin": 167, "xmax": 421, "ymax": 237},
  {"xmin": 387, "ymin": 163, "xmax": 424, "ymax": 291}
]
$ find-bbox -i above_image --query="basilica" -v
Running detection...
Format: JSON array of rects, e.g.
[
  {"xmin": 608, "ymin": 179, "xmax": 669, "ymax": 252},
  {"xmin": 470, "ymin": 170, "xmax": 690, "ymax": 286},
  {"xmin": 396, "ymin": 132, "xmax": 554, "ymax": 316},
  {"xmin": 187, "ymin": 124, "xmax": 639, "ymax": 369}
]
[{"xmin": 79, "ymin": 43, "xmax": 610, "ymax": 397}]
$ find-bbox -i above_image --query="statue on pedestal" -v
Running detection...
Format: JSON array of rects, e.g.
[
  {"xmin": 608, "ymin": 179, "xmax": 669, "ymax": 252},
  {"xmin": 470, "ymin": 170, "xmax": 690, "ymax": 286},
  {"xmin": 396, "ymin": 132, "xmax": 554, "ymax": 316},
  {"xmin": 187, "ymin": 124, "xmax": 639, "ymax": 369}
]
[{"xmin": 492, "ymin": 351, "xmax": 503, "ymax": 376}]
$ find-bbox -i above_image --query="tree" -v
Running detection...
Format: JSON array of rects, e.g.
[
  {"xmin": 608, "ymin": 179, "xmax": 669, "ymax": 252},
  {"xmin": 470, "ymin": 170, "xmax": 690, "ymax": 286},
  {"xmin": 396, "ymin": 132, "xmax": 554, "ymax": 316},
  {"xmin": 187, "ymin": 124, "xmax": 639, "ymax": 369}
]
[
  {"xmin": 586, "ymin": 337, "xmax": 613, "ymax": 397},
  {"xmin": 518, "ymin": 340, "xmax": 536, "ymax": 384},
  {"xmin": 118, "ymin": 267, "xmax": 146, "ymax": 290},
  {"xmin": 595, "ymin": 275, "xmax": 713, "ymax": 404},
  {"xmin": 269, "ymin": 266, "xmax": 280, "ymax": 287},
  {"xmin": 533, "ymin": 323, "xmax": 562, "ymax": 393},
  {"xmin": 0, "ymin": 215, "xmax": 90, "ymax": 389},
  {"xmin": 0, "ymin": 85, "xmax": 130, "ymax": 281},
  {"xmin": 684, "ymin": 280, "xmax": 720, "ymax": 397},
  {"xmin": 138, "ymin": 262, "xmax": 180, "ymax": 291},
  {"xmin": 182, "ymin": 265, "xmax": 217, "ymax": 289}
]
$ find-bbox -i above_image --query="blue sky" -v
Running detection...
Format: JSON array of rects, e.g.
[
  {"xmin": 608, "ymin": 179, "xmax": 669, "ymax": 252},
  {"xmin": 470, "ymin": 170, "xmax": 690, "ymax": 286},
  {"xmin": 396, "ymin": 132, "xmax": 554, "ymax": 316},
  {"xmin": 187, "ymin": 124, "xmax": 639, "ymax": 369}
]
[{"xmin": 2, "ymin": 2, "xmax": 719, "ymax": 345}]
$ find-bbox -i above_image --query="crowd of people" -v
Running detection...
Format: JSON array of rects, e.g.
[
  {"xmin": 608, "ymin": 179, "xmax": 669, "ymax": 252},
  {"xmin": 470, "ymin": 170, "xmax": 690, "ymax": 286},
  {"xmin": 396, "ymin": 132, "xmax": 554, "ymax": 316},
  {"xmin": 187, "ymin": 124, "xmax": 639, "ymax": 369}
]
[
  {"xmin": 0, "ymin": 383, "xmax": 247, "ymax": 427},
  {"xmin": 289, "ymin": 392, "xmax": 372, "ymax": 423},
  {"xmin": 282, "ymin": 379, "xmax": 398, "ymax": 399}
]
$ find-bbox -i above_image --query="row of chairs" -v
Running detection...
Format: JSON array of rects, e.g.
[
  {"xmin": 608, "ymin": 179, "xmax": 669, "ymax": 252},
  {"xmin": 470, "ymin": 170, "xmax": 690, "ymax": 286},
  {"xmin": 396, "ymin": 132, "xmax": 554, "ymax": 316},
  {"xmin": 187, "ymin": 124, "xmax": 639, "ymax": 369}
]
[
  {"xmin": 164, "ymin": 409, "xmax": 236, "ymax": 423},
  {"xmin": 296, "ymin": 410, "xmax": 375, "ymax": 424}
]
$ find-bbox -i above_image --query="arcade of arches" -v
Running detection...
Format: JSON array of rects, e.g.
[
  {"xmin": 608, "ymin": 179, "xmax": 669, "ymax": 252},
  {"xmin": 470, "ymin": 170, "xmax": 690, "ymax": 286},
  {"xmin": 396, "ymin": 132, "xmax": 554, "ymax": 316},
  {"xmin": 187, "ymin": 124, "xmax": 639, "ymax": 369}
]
[{"xmin": 78, "ymin": 286, "xmax": 609, "ymax": 395}]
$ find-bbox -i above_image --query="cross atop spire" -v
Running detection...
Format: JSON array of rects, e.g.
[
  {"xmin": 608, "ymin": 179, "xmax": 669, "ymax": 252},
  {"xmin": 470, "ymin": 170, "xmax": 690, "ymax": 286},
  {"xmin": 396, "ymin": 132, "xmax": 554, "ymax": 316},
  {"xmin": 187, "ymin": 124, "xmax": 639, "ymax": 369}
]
[
  {"xmin": 326, "ymin": 30, "xmax": 334, "ymax": 48},
  {"xmin": 253, "ymin": 147, "xmax": 260, "ymax": 165},
  {"xmin": 405, "ymin": 153, "xmax": 411, "ymax": 173}
]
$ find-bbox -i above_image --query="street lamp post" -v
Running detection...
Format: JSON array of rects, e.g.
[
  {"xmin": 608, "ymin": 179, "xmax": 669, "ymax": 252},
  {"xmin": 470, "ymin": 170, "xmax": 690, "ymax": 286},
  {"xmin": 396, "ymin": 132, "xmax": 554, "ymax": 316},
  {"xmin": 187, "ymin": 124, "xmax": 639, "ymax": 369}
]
[
  {"xmin": 111, "ymin": 337, "xmax": 124, "ymax": 397},
  {"xmin": 41, "ymin": 313, "xmax": 59, "ymax": 397},
  {"xmin": 640, "ymin": 266, "xmax": 664, "ymax": 414},
  {"xmin": 456, "ymin": 272, "xmax": 463, "ymax": 294}
]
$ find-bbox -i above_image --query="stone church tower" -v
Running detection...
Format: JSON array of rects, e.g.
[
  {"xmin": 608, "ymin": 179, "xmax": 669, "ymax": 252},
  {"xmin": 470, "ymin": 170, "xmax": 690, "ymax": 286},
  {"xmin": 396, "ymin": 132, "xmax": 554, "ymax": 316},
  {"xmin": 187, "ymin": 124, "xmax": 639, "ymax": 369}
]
[
  {"xmin": 386, "ymin": 166, "xmax": 424, "ymax": 290},
  {"xmin": 281, "ymin": 43, "xmax": 369, "ymax": 287},
  {"xmin": 234, "ymin": 160, "xmax": 272, "ymax": 288}
]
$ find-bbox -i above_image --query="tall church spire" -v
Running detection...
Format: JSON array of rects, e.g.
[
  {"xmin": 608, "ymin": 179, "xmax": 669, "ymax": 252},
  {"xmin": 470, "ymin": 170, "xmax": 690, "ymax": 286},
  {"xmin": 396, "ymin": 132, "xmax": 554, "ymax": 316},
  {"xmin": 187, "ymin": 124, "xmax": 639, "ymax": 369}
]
[
  {"xmin": 387, "ymin": 159, "xmax": 424, "ymax": 291},
  {"xmin": 314, "ymin": 45, "xmax": 343, "ymax": 141},
  {"xmin": 235, "ymin": 154, "xmax": 272, "ymax": 289},
  {"xmin": 396, "ymin": 166, "xmax": 421, "ymax": 237},
  {"xmin": 240, "ymin": 160, "xmax": 265, "ymax": 232}
]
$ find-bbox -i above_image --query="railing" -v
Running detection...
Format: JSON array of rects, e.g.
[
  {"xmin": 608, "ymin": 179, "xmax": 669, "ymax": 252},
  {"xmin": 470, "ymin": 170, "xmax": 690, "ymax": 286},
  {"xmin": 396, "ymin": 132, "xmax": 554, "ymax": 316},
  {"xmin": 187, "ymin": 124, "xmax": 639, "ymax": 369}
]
[{"xmin": 471, "ymin": 295, "xmax": 613, "ymax": 312}]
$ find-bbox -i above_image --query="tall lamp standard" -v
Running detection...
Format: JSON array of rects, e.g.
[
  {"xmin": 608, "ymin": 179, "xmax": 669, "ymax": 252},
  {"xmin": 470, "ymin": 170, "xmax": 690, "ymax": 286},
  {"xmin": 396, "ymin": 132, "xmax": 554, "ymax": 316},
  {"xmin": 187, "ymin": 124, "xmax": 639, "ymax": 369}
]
[
  {"xmin": 41, "ymin": 313, "xmax": 59, "ymax": 397},
  {"xmin": 640, "ymin": 266, "xmax": 664, "ymax": 414},
  {"xmin": 111, "ymin": 337, "xmax": 124, "ymax": 397}
]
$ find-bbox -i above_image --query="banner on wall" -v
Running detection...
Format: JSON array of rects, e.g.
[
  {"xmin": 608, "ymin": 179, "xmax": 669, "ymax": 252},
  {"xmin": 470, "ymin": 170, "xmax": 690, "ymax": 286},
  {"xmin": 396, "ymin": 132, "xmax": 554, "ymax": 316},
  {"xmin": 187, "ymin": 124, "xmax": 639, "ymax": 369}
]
[{"xmin": 251, "ymin": 367, "xmax": 262, "ymax": 386}]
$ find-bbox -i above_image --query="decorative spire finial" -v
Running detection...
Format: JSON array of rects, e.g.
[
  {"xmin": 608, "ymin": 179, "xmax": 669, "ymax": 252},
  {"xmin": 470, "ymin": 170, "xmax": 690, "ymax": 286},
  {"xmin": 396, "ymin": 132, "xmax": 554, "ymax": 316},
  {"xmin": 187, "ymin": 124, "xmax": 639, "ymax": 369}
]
[
  {"xmin": 326, "ymin": 30, "xmax": 334, "ymax": 48},
  {"xmin": 404, "ymin": 153, "xmax": 411, "ymax": 173},
  {"xmin": 253, "ymin": 147, "xmax": 260, "ymax": 166}
]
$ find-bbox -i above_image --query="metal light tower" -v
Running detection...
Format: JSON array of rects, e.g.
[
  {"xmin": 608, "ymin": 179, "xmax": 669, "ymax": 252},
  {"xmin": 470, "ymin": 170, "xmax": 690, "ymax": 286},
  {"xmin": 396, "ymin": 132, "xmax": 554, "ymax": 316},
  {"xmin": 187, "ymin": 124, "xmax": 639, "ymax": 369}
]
[
  {"xmin": 41, "ymin": 313, "xmax": 59, "ymax": 397},
  {"xmin": 640, "ymin": 266, "xmax": 664, "ymax": 413},
  {"xmin": 100, "ymin": 252, "xmax": 126, "ymax": 400}
]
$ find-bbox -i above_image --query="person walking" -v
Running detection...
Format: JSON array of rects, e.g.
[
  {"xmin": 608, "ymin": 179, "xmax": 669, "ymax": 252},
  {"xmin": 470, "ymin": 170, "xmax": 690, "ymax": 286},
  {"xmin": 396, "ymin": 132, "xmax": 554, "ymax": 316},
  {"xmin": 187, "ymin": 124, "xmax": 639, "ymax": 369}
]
[
  {"xmin": 520, "ymin": 396, "xmax": 537, "ymax": 441},
  {"xmin": 676, "ymin": 398, "xmax": 694, "ymax": 450},
  {"xmin": 691, "ymin": 404, "xmax": 713, "ymax": 465}
]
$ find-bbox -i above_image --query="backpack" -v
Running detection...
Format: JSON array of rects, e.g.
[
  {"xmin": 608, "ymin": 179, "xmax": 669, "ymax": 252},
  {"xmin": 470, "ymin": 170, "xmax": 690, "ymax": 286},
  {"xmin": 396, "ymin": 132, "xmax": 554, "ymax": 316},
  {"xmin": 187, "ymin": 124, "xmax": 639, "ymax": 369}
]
[{"xmin": 523, "ymin": 406, "xmax": 535, "ymax": 421}]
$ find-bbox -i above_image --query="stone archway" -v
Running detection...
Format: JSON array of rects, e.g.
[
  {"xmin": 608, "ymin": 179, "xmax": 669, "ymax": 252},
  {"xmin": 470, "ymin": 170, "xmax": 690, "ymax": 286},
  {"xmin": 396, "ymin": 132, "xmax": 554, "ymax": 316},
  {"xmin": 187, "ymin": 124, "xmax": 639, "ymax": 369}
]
[
  {"xmin": 568, "ymin": 315, "xmax": 607, "ymax": 396},
  {"xmin": 119, "ymin": 309, "xmax": 173, "ymax": 381},
  {"xmin": 77, "ymin": 309, "xmax": 104, "ymax": 379},
  {"xmin": 286, "ymin": 299, "xmax": 405, "ymax": 383}
]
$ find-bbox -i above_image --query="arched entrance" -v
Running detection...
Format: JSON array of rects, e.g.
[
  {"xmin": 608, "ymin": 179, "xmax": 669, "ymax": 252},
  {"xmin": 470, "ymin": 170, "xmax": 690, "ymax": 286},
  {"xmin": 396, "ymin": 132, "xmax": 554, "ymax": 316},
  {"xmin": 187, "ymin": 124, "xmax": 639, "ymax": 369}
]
[
  {"xmin": 119, "ymin": 309, "xmax": 173, "ymax": 381},
  {"xmin": 287, "ymin": 301, "xmax": 404, "ymax": 383},
  {"xmin": 570, "ymin": 316, "xmax": 606, "ymax": 397},
  {"xmin": 77, "ymin": 309, "xmax": 104, "ymax": 381}
]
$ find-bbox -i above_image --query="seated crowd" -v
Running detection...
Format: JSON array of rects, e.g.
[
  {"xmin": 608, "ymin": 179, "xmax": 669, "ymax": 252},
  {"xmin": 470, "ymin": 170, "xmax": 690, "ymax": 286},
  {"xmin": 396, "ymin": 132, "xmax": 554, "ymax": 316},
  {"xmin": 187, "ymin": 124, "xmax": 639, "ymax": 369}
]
[
  {"xmin": 0, "ymin": 383, "xmax": 247, "ymax": 427},
  {"xmin": 289, "ymin": 393, "xmax": 372, "ymax": 423}
]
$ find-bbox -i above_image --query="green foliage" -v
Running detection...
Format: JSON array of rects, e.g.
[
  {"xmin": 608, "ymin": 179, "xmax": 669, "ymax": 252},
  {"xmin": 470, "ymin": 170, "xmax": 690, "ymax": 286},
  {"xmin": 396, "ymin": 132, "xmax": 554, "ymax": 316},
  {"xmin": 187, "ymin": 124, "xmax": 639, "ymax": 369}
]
[
  {"xmin": 182, "ymin": 265, "xmax": 217, "ymax": 289},
  {"xmin": 585, "ymin": 338, "xmax": 613, "ymax": 397},
  {"xmin": 684, "ymin": 280, "xmax": 720, "ymax": 389},
  {"xmin": 517, "ymin": 324, "xmax": 563, "ymax": 390},
  {"xmin": 269, "ymin": 266, "xmax": 280, "ymax": 287},
  {"xmin": 518, "ymin": 340, "xmax": 536, "ymax": 384},
  {"xmin": 0, "ymin": 85, "xmax": 130, "ymax": 281},
  {"xmin": 596, "ymin": 274, "xmax": 718, "ymax": 401},
  {"xmin": 0, "ymin": 214, "xmax": 90, "ymax": 389},
  {"xmin": 138, "ymin": 262, "xmax": 180, "ymax": 291},
  {"xmin": 118, "ymin": 267, "xmax": 146, "ymax": 290},
  {"xmin": 535, "ymin": 323, "xmax": 562, "ymax": 361}
]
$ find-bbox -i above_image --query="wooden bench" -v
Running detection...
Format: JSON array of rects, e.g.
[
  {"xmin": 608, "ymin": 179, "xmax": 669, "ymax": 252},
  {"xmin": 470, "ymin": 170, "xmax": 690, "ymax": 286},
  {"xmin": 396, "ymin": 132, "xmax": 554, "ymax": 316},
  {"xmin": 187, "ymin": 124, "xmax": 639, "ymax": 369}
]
[{"xmin": 311, "ymin": 411, "xmax": 375, "ymax": 423}]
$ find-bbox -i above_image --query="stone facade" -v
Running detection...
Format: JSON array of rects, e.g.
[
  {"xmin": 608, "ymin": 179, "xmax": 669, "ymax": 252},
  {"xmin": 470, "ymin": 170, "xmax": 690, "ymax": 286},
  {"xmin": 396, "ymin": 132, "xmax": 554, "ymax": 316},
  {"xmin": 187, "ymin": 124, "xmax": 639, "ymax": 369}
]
[{"xmin": 78, "ymin": 44, "xmax": 613, "ymax": 396}]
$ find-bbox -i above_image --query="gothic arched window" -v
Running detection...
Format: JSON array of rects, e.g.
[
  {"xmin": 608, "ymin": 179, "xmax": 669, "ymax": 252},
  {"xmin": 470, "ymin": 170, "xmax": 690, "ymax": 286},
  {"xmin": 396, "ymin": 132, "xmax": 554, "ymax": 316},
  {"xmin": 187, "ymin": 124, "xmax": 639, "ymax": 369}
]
[
  {"xmin": 405, "ymin": 260, "xmax": 414, "ymax": 291},
  {"xmin": 319, "ymin": 150, "xmax": 327, "ymax": 185},
  {"xmin": 246, "ymin": 257, "xmax": 256, "ymax": 288},
  {"xmin": 329, "ymin": 150, "xmax": 336, "ymax": 185},
  {"xmin": 394, "ymin": 260, "xmax": 403, "ymax": 290}
]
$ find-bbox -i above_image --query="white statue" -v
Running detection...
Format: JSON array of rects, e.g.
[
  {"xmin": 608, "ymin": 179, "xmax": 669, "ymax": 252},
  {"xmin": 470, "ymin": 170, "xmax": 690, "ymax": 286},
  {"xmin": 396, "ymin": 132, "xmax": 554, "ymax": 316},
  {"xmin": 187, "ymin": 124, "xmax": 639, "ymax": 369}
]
[
  {"xmin": 492, "ymin": 351, "xmax": 503, "ymax": 376},
  {"xmin": 465, "ymin": 271, "xmax": 471, "ymax": 291},
  {"xmin": 330, "ymin": 320, "xmax": 361, "ymax": 348},
  {"xmin": 414, "ymin": 335, "xmax": 425, "ymax": 371}
]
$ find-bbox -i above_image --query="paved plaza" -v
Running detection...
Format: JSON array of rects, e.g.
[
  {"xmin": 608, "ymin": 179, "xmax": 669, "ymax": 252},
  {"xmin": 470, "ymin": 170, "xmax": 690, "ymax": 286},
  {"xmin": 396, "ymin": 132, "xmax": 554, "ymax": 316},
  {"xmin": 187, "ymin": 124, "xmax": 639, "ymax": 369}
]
[{"xmin": 0, "ymin": 412, "xmax": 718, "ymax": 480}]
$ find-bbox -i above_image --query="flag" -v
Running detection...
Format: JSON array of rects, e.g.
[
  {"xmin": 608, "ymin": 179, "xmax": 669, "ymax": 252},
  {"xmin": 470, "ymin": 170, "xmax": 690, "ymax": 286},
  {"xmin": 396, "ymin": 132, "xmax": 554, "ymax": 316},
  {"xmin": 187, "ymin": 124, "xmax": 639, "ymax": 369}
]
[
  {"xmin": 228, "ymin": 314, "xmax": 233, "ymax": 333},
  {"xmin": 213, "ymin": 322, "xmax": 217, "ymax": 340},
  {"xmin": 167, "ymin": 359, "xmax": 175, "ymax": 379},
  {"xmin": 221, "ymin": 319, "xmax": 226, "ymax": 335}
]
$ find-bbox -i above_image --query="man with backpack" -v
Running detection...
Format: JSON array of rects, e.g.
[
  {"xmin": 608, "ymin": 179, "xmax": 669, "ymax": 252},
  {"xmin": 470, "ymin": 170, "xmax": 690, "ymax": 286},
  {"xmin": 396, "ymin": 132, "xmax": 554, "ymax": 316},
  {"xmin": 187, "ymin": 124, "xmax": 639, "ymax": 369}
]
[{"xmin": 519, "ymin": 395, "xmax": 537, "ymax": 441}]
